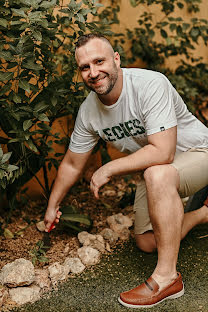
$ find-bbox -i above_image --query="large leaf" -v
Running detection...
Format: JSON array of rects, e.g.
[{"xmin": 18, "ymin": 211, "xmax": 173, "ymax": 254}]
[
  {"xmin": 23, "ymin": 119, "xmax": 33, "ymax": 131},
  {"xmin": 61, "ymin": 213, "xmax": 91, "ymax": 226},
  {"xmin": 39, "ymin": 0, "xmax": 57, "ymax": 9},
  {"xmin": 0, "ymin": 72, "xmax": 14, "ymax": 82},
  {"xmin": 0, "ymin": 147, "xmax": 3, "ymax": 158},
  {"xmin": 32, "ymin": 30, "xmax": 42, "ymax": 41},
  {"xmin": 0, "ymin": 18, "xmax": 8, "ymax": 28},
  {"xmin": 34, "ymin": 102, "xmax": 49, "ymax": 112},
  {"xmin": 11, "ymin": 8, "xmax": 27, "ymax": 17},
  {"xmin": 38, "ymin": 113, "xmax": 49, "ymax": 122},
  {"xmin": 1, "ymin": 152, "xmax": 12, "ymax": 164},
  {"xmin": 19, "ymin": 79, "xmax": 31, "ymax": 93},
  {"xmin": 27, "ymin": 139, "xmax": 38, "ymax": 152},
  {"xmin": 7, "ymin": 164, "xmax": 19, "ymax": 172},
  {"xmin": 23, "ymin": 60, "xmax": 42, "ymax": 71}
]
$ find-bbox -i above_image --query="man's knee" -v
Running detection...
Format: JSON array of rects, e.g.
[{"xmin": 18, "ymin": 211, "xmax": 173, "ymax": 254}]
[
  {"xmin": 144, "ymin": 165, "xmax": 179, "ymax": 189},
  {"xmin": 135, "ymin": 232, "xmax": 156, "ymax": 253}
]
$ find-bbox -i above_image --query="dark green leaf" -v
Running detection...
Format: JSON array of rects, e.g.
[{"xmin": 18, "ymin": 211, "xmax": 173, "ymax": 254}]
[
  {"xmin": 19, "ymin": 80, "xmax": 31, "ymax": 93},
  {"xmin": 32, "ymin": 30, "xmax": 42, "ymax": 42},
  {"xmin": 176, "ymin": 25, "xmax": 182, "ymax": 36},
  {"xmin": 23, "ymin": 119, "xmax": 33, "ymax": 131},
  {"xmin": 8, "ymin": 138, "xmax": 22, "ymax": 143},
  {"xmin": 27, "ymin": 139, "xmax": 38, "ymax": 152},
  {"xmin": 176, "ymin": 2, "xmax": 184, "ymax": 9},
  {"xmin": 37, "ymin": 123, "xmax": 51, "ymax": 130},
  {"xmin": 0, "ymin": 18, "xmax": 8, "ymax": 28},
  {"xmin": 182, "ymin": 23, "xmax": 190, "ymax": 31},
  {"xmin": 11, "ymin": 8, "xmax": 27, "ymax": 18},
  {"xmin": 149, "ymin": 29, "xmax": 155, "ymax": 38},
  {"xmin": 1, "ymin": 152, "xmax": 12, "ymax": 163},
  {"xmin": 38, "ymin": 113, "xmax": 49, "ymax": 122},
  {"xmin": 13, "ymin": 94, "xmax": 22, "ymax": 103},
  {"xmin": 7, "ymin": 165, "xmax": 19, "ymax": 172},
  {"xmin": 61, "ymin": 213, "xmax": 91, "ymax": 226},
  {"xmin": 160, "ymin": 29, "xmax": 167, "ymax": 38},
  {"xmin": 190, "ymin": 27, "xmax": 200, "ymax": 37},
  {"xmin": 0, "ymin": 72, "xmax": 14, "ymax": 82},
  {"xmin": 39, "ymin": 0, "xmax": 56, "ymax": 9},
  {"xmin": 169, "ymin": 24, "xmax": 176, "ymax": 32},
  {"xmin": 34, "ymin": 102, "xmax": 48, "ymax": 112},
  {"xmin": 0, "ymin": 51, "xmax": 12, "ymax": 61}
]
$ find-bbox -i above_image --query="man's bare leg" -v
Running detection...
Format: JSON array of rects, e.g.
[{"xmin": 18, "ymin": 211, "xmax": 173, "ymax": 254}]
[
  {"xmin": 142, "ymin": 164, "xmax": 184, "ymax": 290},
  {"xmin": 135, "ymin": 204, "xmax": 208, "ymax": 253}
]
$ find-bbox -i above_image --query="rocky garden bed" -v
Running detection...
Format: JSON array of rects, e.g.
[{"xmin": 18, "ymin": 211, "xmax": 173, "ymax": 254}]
[{"xmin": 0, "ymin": 175, "xmax": 140, "ymax": 311}]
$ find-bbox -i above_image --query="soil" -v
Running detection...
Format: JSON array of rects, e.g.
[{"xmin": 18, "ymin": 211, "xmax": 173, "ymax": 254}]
[{"xmin": 0, "ymin": 174, "xmax": 141, "ymax": 271}]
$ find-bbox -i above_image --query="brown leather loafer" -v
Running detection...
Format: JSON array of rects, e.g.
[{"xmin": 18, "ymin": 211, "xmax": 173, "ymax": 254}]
[{"xmin": 118, "ymin": 272, "xmax": 184, "ymax": 308}]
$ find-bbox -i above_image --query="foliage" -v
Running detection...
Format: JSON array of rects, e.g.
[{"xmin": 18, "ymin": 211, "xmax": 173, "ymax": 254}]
[
  {"xmin": 29, "ymin": 240, "xmax": 49, "ymax": 266},
  {"xmin": 123, "ymin": 0, "xmax": 208, "ymax": 114},
  {"xmin": 0, "ymin": 0, "xmax": 115, "ymax": 209},
  {"xmin": 0, "ymin": 145, "xmax": 19, "ymax": 189},
  {"xmin": 60, "ymin": 203, "xmax": 92, "ymax": 232},
  {"xmin": 0, "ymin": 0, "xmax": 207, "ymax": 215}
]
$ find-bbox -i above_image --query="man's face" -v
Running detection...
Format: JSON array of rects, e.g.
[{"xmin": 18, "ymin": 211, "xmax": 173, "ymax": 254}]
[{"xmin": 75, "ymin": 38, "xmax": 120, "ymax": 95}]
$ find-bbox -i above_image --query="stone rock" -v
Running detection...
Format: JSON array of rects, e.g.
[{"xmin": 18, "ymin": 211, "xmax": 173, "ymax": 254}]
[
  {"xmin": 107, "ymin": 213, "xmax": 133, "ymax": 229},
  {"xmin": 34, "ymin": 269, "xmax": 51, "ymax": 289},
  {"xmin": 0, "ymin": 258, "xmax": 35, "ymax": 287},
  {"xmin": 9, "ymin": 285, "xmax": 40, "ymax": 305},
  {"xmin": 105, "ymin": 242, "xmax": 111, "ymax": 252},
  {"xmin": 36, "ymin": 221, "xmax": 45, "ymax": 232},
  {"xmin": 77, "ymin": 246, "xmax": 100, "ymax": 266},
  {"xmin": 0, "ymin": 286, "xmax": 8, "ymax": 307},
  {"xmin": 100, "ymin": 228, "xmax": 119, "ymax": 245},
  {"xmin": 64, "ymin": 245, "xmax": 70, "ymax": 255},
  {"xmin": 64, "ymin": 257, "xmax": 85, "ymax": 274},
  {"xmin": 78, "ymin": 231, "xmax": 94, "ymax": 245},
  {"xmin": 78, "ymin": 232, "xmax": 106, "ymax": 253},
  {"xmin": 110, "ymin": 224, "xmax": 130, "ymax": 240},
  {"xmin": 48, "ymin": 262, "xmax": 69, "ymax": 284}
]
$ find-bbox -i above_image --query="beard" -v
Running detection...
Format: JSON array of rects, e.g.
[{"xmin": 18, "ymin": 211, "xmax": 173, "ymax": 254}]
[{"xmin": 83, "ymin": 62, "xmax": 118, "ymax": 95}]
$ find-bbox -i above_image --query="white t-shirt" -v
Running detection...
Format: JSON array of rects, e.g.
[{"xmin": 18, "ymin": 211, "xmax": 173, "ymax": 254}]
[{"xmin": 69, "ymin": 68, "xmax": 208, "ymax": 154}]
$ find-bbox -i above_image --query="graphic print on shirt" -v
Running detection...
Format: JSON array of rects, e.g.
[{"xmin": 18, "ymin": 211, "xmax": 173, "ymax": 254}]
[{"xmin": 96, "ymin": 118, "xmax": 146, "ymax": 142}]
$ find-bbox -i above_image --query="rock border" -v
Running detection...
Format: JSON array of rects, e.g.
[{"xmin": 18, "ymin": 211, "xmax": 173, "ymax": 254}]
[{"xmin": 0, "ymin": 212, "xmax": 133, "ymax": 310}]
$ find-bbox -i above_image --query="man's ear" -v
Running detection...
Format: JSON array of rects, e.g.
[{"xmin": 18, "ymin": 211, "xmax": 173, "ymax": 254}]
[{"xmin": 114, "ymin": 51, "xmax": 121, "ymax": 67}]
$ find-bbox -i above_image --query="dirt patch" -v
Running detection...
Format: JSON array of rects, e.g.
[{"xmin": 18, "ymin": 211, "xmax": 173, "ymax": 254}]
[{"xmin": 0, "ymin": 175, "xmax": 141, "ymax": 270}]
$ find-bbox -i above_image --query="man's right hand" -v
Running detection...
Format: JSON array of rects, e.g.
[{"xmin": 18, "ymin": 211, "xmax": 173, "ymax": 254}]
[{"xmin": 44, "ymin": 207, "xmax": 62, "ymax": 232}]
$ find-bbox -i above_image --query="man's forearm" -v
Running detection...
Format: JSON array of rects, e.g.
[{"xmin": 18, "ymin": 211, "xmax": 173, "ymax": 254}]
[
  {"xmin": 105, "ymin": 143, "xmax": 174, "ymax": 177},
  {"xmin": 102, "ymin": 127, "xmax": 177, "ymax": 178},
  {"xmin": 44, "ymin": 149, "xmax": 92, "ymax": 230},
  {"xmin": 47, "ymin": 162, "xmax": 81, "ymax": 210}
]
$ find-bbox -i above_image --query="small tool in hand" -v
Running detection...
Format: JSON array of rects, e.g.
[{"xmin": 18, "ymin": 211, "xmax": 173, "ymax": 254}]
[{"xmin": 43, "ymin": 222, "xmax": 55, "ymax": 248}]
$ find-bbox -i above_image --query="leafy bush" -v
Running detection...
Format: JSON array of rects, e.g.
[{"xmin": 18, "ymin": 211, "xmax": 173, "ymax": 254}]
[
  {"xmin": 0, "ymin": 0, "xmax": 207, "ymax": 214},
  {"xmin": 123, "ymin": 0, "xmax": 208, "ymax": 115},
  {"xmin": 0, "ymin": 0, "xmax": 114, "ymax": 209}
]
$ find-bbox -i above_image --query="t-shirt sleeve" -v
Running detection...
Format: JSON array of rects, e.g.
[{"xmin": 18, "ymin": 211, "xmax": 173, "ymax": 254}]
[
  {"xmin": 141, "ymin": 76, "xmax": 177, "ymax": 136},
  {"xmin": 69, "ymin": 106, "xmax": 99, "ymax": 153}
]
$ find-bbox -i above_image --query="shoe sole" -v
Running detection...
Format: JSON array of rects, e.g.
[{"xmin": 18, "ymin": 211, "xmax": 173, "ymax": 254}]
[{"xmin": 118, "ymin": 283, "xmax": 184, "ymax": 309}]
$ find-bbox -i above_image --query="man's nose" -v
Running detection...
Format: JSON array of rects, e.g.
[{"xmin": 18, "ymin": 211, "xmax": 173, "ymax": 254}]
[{"xmin": 89, "ymin": 65, "xmax": 99, "ymax": 78}]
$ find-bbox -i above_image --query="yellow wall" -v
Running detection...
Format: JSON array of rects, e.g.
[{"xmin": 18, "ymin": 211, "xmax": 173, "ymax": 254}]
[{"xmin": 103, "ymin": 0, "xmax": 208, "ymax": 67}]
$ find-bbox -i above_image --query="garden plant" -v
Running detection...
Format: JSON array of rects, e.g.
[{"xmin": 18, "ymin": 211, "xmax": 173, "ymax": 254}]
[{"xmin": 0, "ymin": 0, "xmax": 207, "ymax": 227}]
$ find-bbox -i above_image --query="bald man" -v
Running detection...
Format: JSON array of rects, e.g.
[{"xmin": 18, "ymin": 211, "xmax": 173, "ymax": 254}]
[{"xmin": 44, "ymin": 34, "xmax": 208, "ymax": 308}]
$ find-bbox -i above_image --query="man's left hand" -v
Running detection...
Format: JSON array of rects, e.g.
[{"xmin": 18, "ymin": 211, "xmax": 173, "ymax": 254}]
[{"xmin": 90, "ymin": 165, "xmax": 111, "ymax": 199}]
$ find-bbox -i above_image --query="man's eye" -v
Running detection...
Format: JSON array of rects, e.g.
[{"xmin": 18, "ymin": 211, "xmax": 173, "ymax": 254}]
[
  {"xmin": 81, "ymin": 66, "xmax": 89, "ymax": 71},
  {"xmin": 97, "ymin": 60, "xmax": 104, "ymax": 64}
]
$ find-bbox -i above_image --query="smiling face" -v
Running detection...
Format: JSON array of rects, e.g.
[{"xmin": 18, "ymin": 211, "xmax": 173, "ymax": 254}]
[{"xmin": 75, "ymin": 38, "xmax": 121, "ymax": 96}]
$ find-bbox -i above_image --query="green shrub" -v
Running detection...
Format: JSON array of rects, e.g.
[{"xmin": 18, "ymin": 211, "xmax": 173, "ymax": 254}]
[
  {"xmin": 124, "ymin": 0, "xmax": 208, "ymax": 115},
  {"xmin": 0, "ymin": 0, "xmax": 114, "ymax": 210}
]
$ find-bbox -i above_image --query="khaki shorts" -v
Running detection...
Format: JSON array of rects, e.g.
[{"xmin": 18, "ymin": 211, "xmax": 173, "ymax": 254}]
[{"xmin": 134, "ymin": 148, "xmax": 208, "ymax": 235}]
